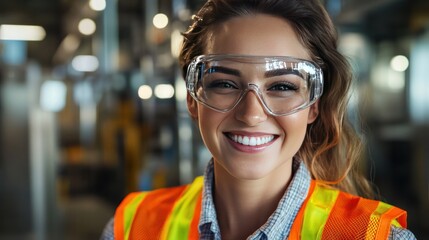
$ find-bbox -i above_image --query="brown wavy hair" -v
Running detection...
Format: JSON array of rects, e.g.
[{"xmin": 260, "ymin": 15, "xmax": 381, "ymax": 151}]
[{"xmin": 179, "ymin": 0, "xmax": 374, "ymax": 198}]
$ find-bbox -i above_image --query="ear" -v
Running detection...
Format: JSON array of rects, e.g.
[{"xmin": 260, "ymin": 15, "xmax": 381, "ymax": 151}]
[
  {"xmin": 307, "ymin": 100, "xmax": 319, "ymax": 124},
  {"xmin": 187, "ymin": 93, "xmax": 199, "ymax": 120}
]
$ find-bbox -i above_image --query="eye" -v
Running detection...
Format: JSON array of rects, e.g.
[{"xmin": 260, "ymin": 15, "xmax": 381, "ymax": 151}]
[
  {"xmin": 267, "ymin": 82, "xmax": 298, "ymax": 91},
  {"xmin": 205, "ymin": 80, "xmax": 239, "ymax": 89}
]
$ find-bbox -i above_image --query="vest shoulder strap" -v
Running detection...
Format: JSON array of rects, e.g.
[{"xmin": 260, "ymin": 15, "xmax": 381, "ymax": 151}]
[
  {"xmin": 114, "ymin": 176, "xmax": 203, "ymax": 240},
  {"xmin": 290, "ymin": 180, "xmax": 408, "ymax": 240}
]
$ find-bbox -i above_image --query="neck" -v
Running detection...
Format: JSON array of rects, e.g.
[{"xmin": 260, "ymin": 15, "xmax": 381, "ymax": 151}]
[{"xmin": 213, "ymin": 160, "xmax": 293, "ymax": 239}]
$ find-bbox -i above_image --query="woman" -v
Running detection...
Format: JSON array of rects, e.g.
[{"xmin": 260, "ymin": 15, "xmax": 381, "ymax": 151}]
[{"xmin": 103, "ymin": 0, "xmax": 415, "ymax": 239}]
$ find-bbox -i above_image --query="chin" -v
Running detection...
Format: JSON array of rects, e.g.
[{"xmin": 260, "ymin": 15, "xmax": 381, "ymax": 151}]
[{"xmin": 227, "ymin": 162, "xmax": 276, "ymax": 180}]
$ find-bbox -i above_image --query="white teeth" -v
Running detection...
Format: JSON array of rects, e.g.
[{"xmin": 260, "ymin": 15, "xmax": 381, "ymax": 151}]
[
  {"xmin": 243, "ymin": 136, "xmax": 250, "ymax": 145},
  {"xmin": 229, "ymin": 134, "xmax": 275, "ymax": 146}
]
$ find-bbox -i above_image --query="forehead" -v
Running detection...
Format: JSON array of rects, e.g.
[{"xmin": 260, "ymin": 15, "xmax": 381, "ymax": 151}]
[{"xmin": 206, "ymin": 14, "xmax": 310, "ymax": 60}]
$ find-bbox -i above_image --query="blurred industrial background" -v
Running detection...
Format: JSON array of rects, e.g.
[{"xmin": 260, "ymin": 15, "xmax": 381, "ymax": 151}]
[{"xmin": 0, "ymin": 0, "xmax": 428, "ymax": 239}]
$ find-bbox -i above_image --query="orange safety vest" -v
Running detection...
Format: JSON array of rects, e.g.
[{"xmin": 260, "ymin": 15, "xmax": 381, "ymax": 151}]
[{"xmin": 114, "ymin": 176, "xmax": 407, "ymax": 240}]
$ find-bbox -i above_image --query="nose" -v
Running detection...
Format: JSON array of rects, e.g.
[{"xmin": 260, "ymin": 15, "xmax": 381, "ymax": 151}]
[{"xmin": 234, "ymin": 90, "xmax": 268, "ymax": 126}]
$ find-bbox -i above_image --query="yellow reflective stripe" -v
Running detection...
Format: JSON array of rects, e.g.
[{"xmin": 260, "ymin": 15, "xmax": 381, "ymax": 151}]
[
  {"xmin": 365, "ymin": 201, "xmax": 405, "ymax": 239},
  {"xmin": 365, "ymin": 202, "xmax": 391, "ymax": 240},
  {"xmin": 301, "ymin": 183, "xmax": 339, "ymax": 240},
  {"xmin": 161, "ymin": 176, "xmax": 204, "ymax": 240},
  {"xmin": 372, "ymin": 202, "xmax": 403, "ymax": 228},
  {"xmin": 391, "ymin": 219, "xmax": 402, "ymax": 228},
  {"xmin": 373, "ymin": 201, "xmax": 393, "ymax": 215},
  {"xmin": 123, "ymin": 192, "xmax": 149, "ymax": 240}
]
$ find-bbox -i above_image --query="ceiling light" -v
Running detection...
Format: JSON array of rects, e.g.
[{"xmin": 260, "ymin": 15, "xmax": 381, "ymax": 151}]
[
  {"xmin": 154, "ymin": 84, "xmax": 174, "ymax": 99},
  {"xmin": 89, "ymin": 0, "xmax": 106, "ymax": 11},
  {"xmin": 138, "ymin": 85, "xmax": 153, "ymax": 99},
  {"xmin": 153, "ymin": 13, "xmax": 169, "ymax": 29},
  {"xmin": 78, "ymin": 18, "xmax": 96, "ymax": 36},
  {"xmin": 390, "ymin": 55, "xmax": 409, "ymax": 72},
  {"xmin": 0, "ymin": 24, "xmax": 46, "ymax": 41}
]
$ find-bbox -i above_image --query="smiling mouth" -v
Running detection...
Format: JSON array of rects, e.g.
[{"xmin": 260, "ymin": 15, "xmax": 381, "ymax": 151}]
[{"xmin": 226, "ymin": 133, "xmax": 276, "ymax": 146}]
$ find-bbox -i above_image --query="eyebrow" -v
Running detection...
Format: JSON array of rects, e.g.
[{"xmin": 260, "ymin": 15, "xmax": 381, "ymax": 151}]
[
  {"xmin": 264, "ymin": 68, "xmax": 304, "ymax": 78},
  {"xmin": 205, "ymin": 66, "xmax": 241, "ymax": 76},
  {"xmin": 205, "ymin": 66, "xmax": 304, "ymax": 78}
]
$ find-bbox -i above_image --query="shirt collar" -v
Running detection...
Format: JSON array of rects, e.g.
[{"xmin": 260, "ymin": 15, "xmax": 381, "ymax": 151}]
[
  {"xmin": 198, "ymin": 158, "xmax": 312, "ymax": 239},
  {"xmin": 199, "ymin": 159, "xmax": 220, "ymax": 236}
]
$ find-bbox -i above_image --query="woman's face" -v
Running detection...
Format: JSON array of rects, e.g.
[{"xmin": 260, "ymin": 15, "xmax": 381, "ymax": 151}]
[{"xmin": 187, "ymin": 14, "xmax": 319, "ymax": 180}]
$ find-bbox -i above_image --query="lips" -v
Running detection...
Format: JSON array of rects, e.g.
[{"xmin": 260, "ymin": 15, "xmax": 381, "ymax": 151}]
[{"xmin": 226, "ymin": 133, "xmax": 276, "ymax": 146}]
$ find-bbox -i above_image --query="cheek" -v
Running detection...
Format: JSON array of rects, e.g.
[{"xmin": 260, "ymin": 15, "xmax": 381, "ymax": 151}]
[
  {"xmin": 198, "ymin": 106, "xmax": 215, "ymax": 130},
  {"xmin": 197, "ymin": 106, "xmax": 224, "ymax": 146},
  {"xmin": 278, "ymin": 110, "xmax": 310, "ymax": 141}
]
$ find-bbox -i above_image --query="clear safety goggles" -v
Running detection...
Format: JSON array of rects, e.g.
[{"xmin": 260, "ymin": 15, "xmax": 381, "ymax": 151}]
[{"xmin": 186, "ymin": 54, "xmax": 323, "ymax": 116}]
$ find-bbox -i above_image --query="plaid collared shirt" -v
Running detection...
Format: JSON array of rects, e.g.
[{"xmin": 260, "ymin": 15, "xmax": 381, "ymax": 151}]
[
  {"xmin": 198, "ymin": 158, "xmax": 309, "ymax": 240},
  {"xmin": 101, "ymin": 159, "xmax": 416, "ymax": 240}
]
